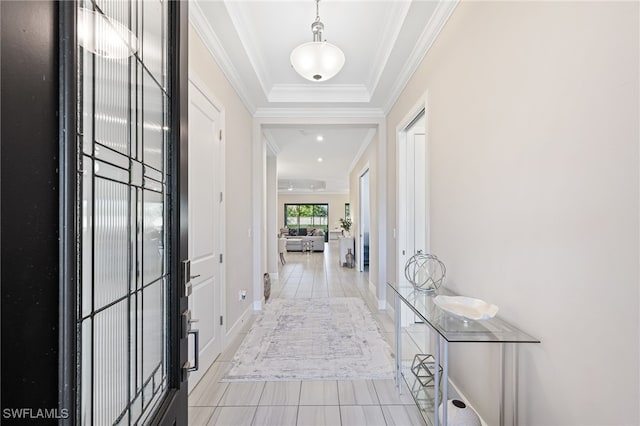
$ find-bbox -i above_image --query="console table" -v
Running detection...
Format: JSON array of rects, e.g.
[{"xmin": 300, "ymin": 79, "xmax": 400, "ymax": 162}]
[{"xmin": 387, "ymin": 282, "xmax": 539, "ymax": 426}]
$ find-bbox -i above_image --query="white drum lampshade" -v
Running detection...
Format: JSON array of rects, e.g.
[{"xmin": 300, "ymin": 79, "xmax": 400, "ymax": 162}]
[
  {"xmin": 290, "ymin": 41, "xmax": 345, "ymax": 82},
  {"xmin": 290, "ymin": 0, "xmax": 345, "ymax": 82}
]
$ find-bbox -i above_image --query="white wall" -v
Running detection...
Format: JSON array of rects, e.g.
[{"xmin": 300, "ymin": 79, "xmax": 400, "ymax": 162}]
[
  {"xmin": 386, "ymin": 1, "xmax": 639, "ymax": 424},
  {"xmin": 266, "ymin": 155, "xmax": 278, "ymax": 276},
  {"xmin": 350, "ymin": 136, "xmax": 378, "ymax": 291},
  {"xmin": 278, "ymin": 193, "xmax": 350, "ymax": 234},
  {"xmin": 189, "ymin": 25, "xmax": 254, "ymax": 333}
]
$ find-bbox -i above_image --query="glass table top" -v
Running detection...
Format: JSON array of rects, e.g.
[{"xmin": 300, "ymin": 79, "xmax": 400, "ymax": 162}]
[{"xmin": 387, "ymin": 282, "xmax": 540, "ymax": 344}]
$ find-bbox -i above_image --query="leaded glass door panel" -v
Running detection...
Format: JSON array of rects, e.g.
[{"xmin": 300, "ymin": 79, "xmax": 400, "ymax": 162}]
[{"xmin": 73, "ymin": 0, "xmax": 188, "ymax": 424}]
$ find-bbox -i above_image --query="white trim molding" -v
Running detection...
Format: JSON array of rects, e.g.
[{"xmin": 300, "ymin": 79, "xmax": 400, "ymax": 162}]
[
  {"xmin": 225, "ymin": 305, "xmax": 253, "ymax": 341},
  {"xmin": 262, "ymin": 129, "xmax": 281, "ymax": 156},
  {"xmin": 385, "ymin": 302, "xmax": 394, "ymax": 319},
  {"xmin": 223, "ymin": 0, "xmax": 272, "ymax": 98},
  {"xmin": 252, "ymin": 118, "xmax": 265, "ymax": 314},
  {"xmin": 366, "ymin": 0, "xmax": 412, "ymax": 93},
  {"xmin": 254, "ymin": 107, "xmax": 385, "ymax": 120},
  {"xmin": 378, "ymin": 298, "xmax": 387, "ymax": 311},
  {"xmin": 278, "ymin": 190, "xmax": 349, "ymax": 196},
  {"xmin": 189, "ymin": 1, "xmax": 257, "ymax": 114},
  {"xmin": 348, "ymin": 128, "xmax": 377, "ymax": 175},
  {"xmin": 369, "ymin": 280, "xmax": 377, "ymax": 298},
  {"xmin": 383, "ymin": 0, "xmax": 459, "ymax": 114},
  {"xmin": 395, "ymin": 92, "xmax": 431, "ymax": 293},
  {"xmin": 269, "ymin": 84, "xmax": 370, "ymax": 104}
]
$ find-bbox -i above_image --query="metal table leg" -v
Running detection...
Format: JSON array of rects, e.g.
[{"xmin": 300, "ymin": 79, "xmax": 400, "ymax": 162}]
[
  {"xmin": 395, "ymin": 292, "xmax": 402, "ymax": 392},
  {"xmin": 434, "ymin": 335, "xmax": 440, "ymax": 426},
  {"xmin": 500, "ymin": 343, "xmax": 505, "ymax": 426},
  {"xmin": 443, "ymin": 339, "xmax": 449, "ymax": 426},
  {"xmin": 513, "ymin": 344, "xmax": 519, "ymax": 426},
  {"xmin": 500, "ymin": 343, "xmax": 519, "ymax": 426}
]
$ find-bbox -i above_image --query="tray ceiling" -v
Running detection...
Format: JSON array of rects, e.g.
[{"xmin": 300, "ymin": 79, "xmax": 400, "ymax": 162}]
[
  {"xmin": 189, "ymin": 0, "xmax": 458, "ymax": 195},
  {"xmin": 190, "ymin": 0, "xmax": 457, "ymax": 115}
]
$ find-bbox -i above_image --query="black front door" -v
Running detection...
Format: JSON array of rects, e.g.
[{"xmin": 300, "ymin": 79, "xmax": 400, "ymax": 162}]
[{"xmin": 60, "ymin": 0, "xmax": 189, "ymax": 424}]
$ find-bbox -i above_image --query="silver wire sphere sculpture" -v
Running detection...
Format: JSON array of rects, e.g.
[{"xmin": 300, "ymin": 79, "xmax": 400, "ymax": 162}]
[{"xmin": 404, "ymin": 252, "xmax": 446, "ymax": 292}]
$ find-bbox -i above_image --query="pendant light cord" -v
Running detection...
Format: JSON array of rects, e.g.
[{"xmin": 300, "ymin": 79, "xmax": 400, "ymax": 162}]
[{"xmin": 311, "ymin": 0, "xmax": 324, "ymax": 42}]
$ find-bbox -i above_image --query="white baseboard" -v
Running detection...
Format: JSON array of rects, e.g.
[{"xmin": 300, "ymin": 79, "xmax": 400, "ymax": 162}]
[
  {"xmin": 385, "ymin": 302, "xmax": 394, "ymax": 319},
  {"xmin": 368, "ymin": 280, "xmax": 376, "ymax": 296},
  {"xmin": 253, "ymin": 299, "xmax": 263, "ymax": 311},
  {"xmin": 225, "ymin": 305, "xmax": 252, "ymax": 340}
]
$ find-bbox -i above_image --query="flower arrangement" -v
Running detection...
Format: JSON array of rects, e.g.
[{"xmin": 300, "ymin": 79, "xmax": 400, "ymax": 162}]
[{"xmin": 339, "ymin": 217, "xmax": 352, "ymax": 232}]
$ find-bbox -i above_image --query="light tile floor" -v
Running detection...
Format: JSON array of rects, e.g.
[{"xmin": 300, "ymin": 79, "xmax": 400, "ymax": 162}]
[{"xmin": 188, "ymin": 241, "xmax": 426, "ymax": 426}]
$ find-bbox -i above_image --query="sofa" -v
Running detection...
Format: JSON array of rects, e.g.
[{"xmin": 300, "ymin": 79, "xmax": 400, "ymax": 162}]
[{"xmin": 283, "ymin": 228, "xmax": 325, "ymax": 252}]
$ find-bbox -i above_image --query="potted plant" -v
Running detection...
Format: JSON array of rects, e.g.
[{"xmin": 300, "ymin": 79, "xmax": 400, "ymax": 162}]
[{"xmin": 339, "ymin": 217, "xmax": 352, "ymax": 236}]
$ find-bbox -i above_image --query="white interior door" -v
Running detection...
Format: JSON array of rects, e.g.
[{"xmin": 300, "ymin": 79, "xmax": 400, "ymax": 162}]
[
  {"xmin": 398, "ymin": 111, "xmax": 427, "ymax": 327},
  {"xmin": 399, "ymin": 112, "xmax": 428, "ymax": 264},
  {"xmin": 188, "ymin": 81, "xmax": 224, "ymax": 390}
]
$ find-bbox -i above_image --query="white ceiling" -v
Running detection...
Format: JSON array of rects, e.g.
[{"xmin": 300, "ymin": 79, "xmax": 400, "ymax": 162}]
[
  {"xmin": 190, "ymin": 0, "xmax": 457, "ymax": 193},
  {"xmin": 267, "ymin": 126, "xmax": 376, "ymax": 193}
]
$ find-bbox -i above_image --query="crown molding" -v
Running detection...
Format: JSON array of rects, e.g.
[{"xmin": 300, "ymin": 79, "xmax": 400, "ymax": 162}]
[
  {"xmin": 278, "ymin": 190, "xmax": 349, "ymax": 196},
  {"xmin": 223, "ymin": 0, "xmax": 272, "ymax": 99},
  {"xmin": 189, "ymin": 1, "xmax": 257, "ymax": 114},
  {"xmin": 383, "ymin": 0, "xmax": 459, "ymax": 115},
  {"xmin": 254, "ymin": 107, "xmax": 385, "ymax": 119},
  {"xmin": 348, "ymin": 128, "xmax": 377, "ymax": 175},
  {"xmin": 366, "ymin": 0, "xmax": 412, "ymax": 93},
  {"xmin": 268, "ymin": 84, "xmax": 370, "ymax": 104}
]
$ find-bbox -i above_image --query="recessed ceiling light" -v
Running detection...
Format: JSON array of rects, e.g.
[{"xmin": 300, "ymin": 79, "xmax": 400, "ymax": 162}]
[
  {"xmin": 317, "ymin": 157, "xmax": 323, "ymax": 162},
  {"xmin": 287, "ymin": 187, "xmax": 293, "ymax": 191},
  {"xmin": 316, "ymin": 135, "xmax": 324, "ymax": 142}
]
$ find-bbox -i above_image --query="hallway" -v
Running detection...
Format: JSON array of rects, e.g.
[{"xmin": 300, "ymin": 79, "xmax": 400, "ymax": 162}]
[{"xmin": 187, "ymin": 241, "xmax": 424, "ymax": 426}]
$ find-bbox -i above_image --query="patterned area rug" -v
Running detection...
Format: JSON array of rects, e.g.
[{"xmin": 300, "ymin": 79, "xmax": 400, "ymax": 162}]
[{"xmin": 223, "ymin": 297, "xmax": 394, "ymax": 381}]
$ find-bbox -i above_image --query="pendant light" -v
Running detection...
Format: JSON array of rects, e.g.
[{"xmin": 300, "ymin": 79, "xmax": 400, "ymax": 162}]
[{"xmin": 290, "ymin": 0, "xmax": 345, "ymax": 82}]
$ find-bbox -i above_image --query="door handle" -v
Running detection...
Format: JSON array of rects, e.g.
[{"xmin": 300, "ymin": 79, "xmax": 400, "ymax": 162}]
[
  {"xmin": 187, "ymin": 328, "xmax": 200, "ymax": 372},
  {"xmin": 186, "ymin": 275, "xmax": 200, "ymax": 296}
]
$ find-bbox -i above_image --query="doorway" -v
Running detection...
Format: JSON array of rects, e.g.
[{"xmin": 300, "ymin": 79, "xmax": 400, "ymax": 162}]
[
  {"xmin": 359, "ymin": 169, "xmax": 371, "ymax": 272},
  {"xmin": 397, "ymin": 109, "xmax": 428, "ymax": 283},
  {"xmin": 187, "ymin": 80, "xmax": 225, "ymax": 391}
]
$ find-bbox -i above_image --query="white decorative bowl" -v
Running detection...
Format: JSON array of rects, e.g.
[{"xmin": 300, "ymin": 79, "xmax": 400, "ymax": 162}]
[
  {"xmin": 433, "ymin": 295, "xmax": 498, "ymax": 320},
  {"xmin": 438, "ymin": 399, "xmax": 482, "ymax": 426}
]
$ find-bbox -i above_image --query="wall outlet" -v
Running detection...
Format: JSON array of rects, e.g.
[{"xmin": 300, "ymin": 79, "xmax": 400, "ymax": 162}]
[{"xmin": 239, "ymin": 290, "xmax": 247, "ymax": 301}]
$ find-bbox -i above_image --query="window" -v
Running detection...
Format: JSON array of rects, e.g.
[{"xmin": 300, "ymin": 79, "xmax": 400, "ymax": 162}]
[
  {"xmin": 345, "ymin": 203, "xmax": 350, "ymax": 219},
  {"xmin": 285, "ymin": 204, "xmax": 329, "ymax": 238}
]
